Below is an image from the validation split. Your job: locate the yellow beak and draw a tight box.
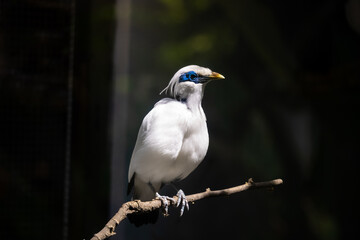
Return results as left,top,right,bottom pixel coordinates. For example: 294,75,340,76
209,72,225,80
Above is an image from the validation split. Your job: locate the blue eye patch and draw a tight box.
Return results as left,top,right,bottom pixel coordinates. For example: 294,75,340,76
179,71,199,83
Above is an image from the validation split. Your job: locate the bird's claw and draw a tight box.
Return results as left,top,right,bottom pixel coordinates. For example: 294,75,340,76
155,192,175,216
155,190,189,217
176,189,189,216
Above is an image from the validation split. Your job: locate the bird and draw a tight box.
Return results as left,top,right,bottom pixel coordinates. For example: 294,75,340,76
127,65,224,226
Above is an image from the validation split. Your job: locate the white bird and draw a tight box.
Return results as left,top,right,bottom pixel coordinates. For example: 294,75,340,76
127,65,224,226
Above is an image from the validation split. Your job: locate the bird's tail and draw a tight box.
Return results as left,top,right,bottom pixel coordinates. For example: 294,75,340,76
127,209,159,227
127,174,161,227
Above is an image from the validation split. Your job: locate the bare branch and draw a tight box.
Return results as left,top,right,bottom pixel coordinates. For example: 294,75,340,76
90,178,283,240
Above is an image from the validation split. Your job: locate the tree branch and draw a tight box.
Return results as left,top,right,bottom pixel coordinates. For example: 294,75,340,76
90,178,283,240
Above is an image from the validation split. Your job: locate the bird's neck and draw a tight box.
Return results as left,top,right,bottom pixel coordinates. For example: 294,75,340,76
177,85,205,117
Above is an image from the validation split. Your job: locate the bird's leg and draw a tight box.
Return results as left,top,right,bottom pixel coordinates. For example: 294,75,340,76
169,183,189,216
176,189,189,216
147,182,175,216
155,192,175,216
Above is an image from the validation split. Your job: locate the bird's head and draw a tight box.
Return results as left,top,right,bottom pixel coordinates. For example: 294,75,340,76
160,65,225,100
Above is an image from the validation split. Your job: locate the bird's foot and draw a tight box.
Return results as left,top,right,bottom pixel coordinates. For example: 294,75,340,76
155,192,175,216
176,189,189,216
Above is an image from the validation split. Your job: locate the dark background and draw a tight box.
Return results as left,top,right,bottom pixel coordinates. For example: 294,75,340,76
1,0,360,239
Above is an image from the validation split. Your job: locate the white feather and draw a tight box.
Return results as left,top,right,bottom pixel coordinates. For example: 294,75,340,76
128,97,208,181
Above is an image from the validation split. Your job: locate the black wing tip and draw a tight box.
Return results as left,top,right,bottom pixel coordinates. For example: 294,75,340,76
127,173,159,227
127,173,135,195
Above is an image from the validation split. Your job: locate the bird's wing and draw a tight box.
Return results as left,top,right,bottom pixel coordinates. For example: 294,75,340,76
128,98,189,184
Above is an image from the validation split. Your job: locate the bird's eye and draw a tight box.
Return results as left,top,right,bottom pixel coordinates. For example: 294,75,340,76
189,73,197,81
179,71,198,83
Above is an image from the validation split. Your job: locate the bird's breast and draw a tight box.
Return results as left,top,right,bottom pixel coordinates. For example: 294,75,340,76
182,121,209,161
173,116,209,180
